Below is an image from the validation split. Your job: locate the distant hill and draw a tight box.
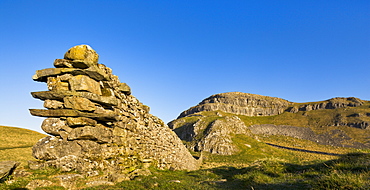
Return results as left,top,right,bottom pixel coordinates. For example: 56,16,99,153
0,125,46,165
169,92,370,155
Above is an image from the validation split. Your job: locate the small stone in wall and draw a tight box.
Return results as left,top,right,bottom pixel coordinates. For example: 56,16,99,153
41,118,72,136
44,99,64,109
69,75,102,95
64,96,97,111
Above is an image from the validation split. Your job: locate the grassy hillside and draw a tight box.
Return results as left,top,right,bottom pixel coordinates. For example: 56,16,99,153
0,122,369,189
172,100,370,149
0,126,46,166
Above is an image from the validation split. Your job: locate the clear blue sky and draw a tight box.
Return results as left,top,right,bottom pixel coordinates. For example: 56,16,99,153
0,0,369,133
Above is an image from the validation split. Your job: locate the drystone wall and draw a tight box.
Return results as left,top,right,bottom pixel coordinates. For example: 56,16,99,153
30,45,200,176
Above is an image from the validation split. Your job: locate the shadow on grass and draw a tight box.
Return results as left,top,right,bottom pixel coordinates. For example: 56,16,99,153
206,153,370,190
0,145,32,150
265,143,342,156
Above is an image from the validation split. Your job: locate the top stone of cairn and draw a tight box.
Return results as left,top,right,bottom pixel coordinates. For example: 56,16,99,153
63,45,99,68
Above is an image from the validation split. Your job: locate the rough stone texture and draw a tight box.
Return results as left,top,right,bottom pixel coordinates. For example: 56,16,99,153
178,93,366,119
66,117,97,127
47,76,69,91
32,90,119,106
287,97,364,113
69,75,102,95
86,180,115,187
171,116,248,155
68,125,113,143
44,99,64,109
118,83,131,95
41,118,72,136
55,174,83,190
30,109,117,121
64,45,99,68
0,161,20,181
170,92,370,155
30,45,200,177
33,67,109,82
64,96,96,111
26,179,53,190
249,124,369,149
177,92,292,118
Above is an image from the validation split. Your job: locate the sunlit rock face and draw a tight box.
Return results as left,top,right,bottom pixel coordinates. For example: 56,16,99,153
30,45,201,176
177,92,292,118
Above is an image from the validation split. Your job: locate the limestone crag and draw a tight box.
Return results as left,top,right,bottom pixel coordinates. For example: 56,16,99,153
170,116,248,155
287,97,364,113
170,92,369,155
249,124,369,148
178,92,292,118
30,45,200,176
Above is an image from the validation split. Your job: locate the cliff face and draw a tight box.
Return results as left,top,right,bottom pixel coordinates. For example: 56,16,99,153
30,45,200,176
178,92,292,118
170,116,248,155
287,97,364,113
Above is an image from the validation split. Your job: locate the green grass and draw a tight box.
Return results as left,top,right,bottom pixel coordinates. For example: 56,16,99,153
0,126,46,166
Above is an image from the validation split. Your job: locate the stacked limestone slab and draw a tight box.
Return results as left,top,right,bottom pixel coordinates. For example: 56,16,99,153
30,45,200,175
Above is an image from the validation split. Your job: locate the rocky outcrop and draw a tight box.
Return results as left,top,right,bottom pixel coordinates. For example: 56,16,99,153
286,97,364,113
178,93,366,118
170,116,248,155
249,124,369,148
30,45,200,176
177,92,292,118
170,92,369,155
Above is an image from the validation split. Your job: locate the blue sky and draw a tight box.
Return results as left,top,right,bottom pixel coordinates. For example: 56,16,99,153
0,0,369,133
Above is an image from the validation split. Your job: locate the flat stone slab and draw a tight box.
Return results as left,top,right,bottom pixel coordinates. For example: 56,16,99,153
32,67,109,82
29,109,117,121
31,91,118,106
0,161,20,181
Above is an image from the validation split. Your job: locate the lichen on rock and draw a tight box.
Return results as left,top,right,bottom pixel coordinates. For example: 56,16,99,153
64,45,99,68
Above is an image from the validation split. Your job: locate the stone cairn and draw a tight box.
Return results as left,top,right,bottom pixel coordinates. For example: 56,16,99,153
30,45,200,177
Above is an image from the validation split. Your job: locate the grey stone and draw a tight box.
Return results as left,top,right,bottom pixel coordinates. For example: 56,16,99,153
43,99,64,109
177,92,292,118
172,116,247,155
28,160,45,170
30,109,117,121
41,118,71,136
0,161,20,181
64,96,96,111
31,91,119,106
86,180,115,187
66,117,97,127
55,174,83,190
32,136,82,160
25,179,53,190
69,75,102,95
68,125,113,143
